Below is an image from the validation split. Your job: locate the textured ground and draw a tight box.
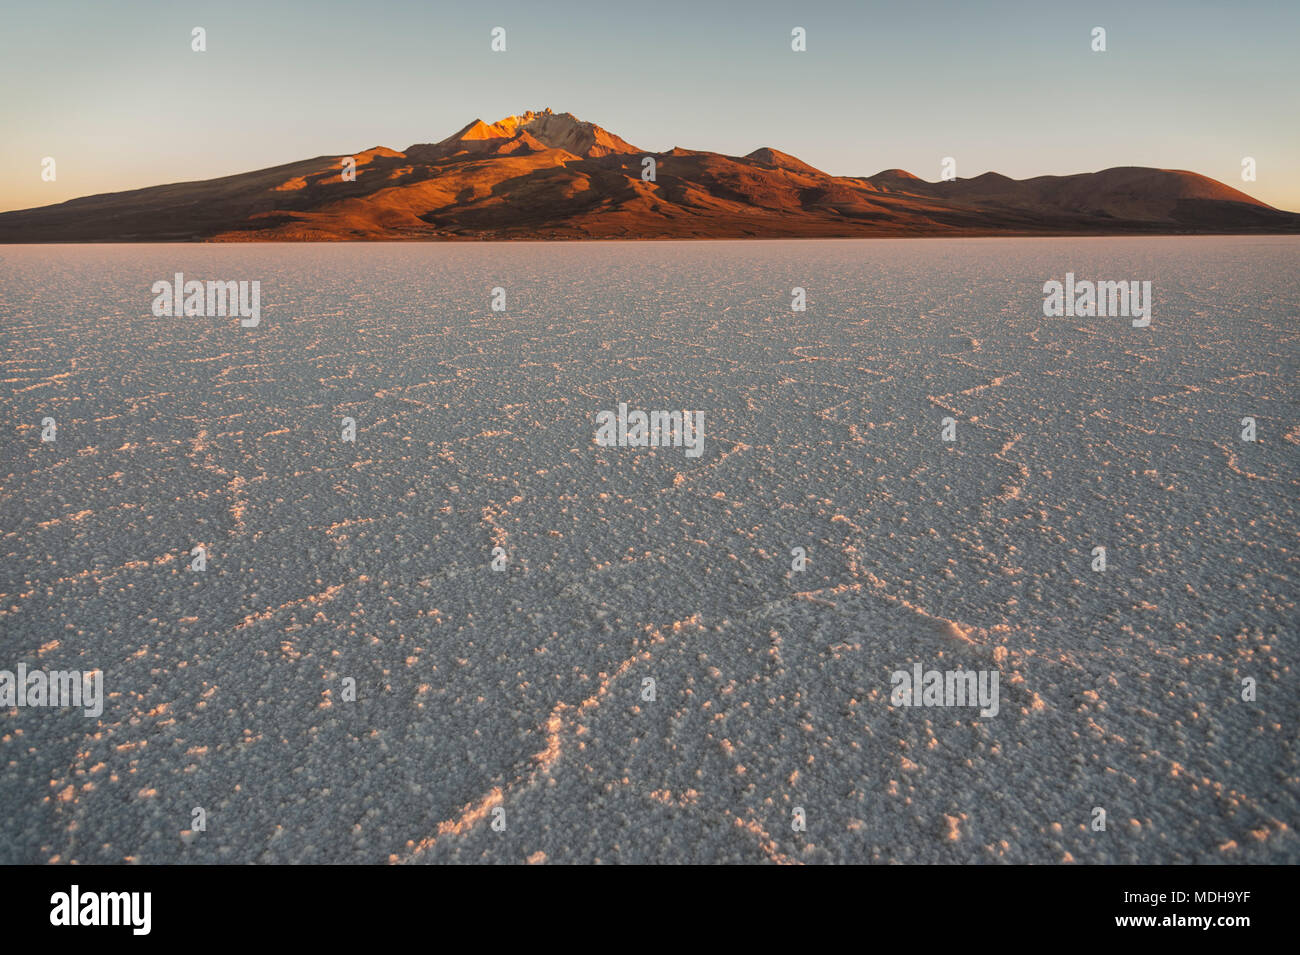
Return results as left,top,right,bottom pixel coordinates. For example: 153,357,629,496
0,237,1295,863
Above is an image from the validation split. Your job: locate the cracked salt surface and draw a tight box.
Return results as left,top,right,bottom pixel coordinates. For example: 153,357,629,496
0,237,1295,863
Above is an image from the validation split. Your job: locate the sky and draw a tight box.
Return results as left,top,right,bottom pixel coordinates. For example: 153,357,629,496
1,0,1297,213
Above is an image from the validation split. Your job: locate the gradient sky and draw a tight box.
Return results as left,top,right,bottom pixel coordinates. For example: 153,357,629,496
2,0,1297,213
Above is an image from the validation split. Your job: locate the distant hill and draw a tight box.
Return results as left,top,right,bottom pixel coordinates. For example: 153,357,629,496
2,108,1296,241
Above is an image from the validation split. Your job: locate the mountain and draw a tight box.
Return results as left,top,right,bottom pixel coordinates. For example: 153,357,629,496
1,108,1295,241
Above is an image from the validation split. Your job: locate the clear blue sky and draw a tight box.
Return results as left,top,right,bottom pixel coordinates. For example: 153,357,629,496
2,0,1297,212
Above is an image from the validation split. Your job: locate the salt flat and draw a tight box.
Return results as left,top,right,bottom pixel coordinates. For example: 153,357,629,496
0,237,1295,864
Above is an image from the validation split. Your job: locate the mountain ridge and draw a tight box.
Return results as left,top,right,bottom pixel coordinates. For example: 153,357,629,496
2,109,1296,241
